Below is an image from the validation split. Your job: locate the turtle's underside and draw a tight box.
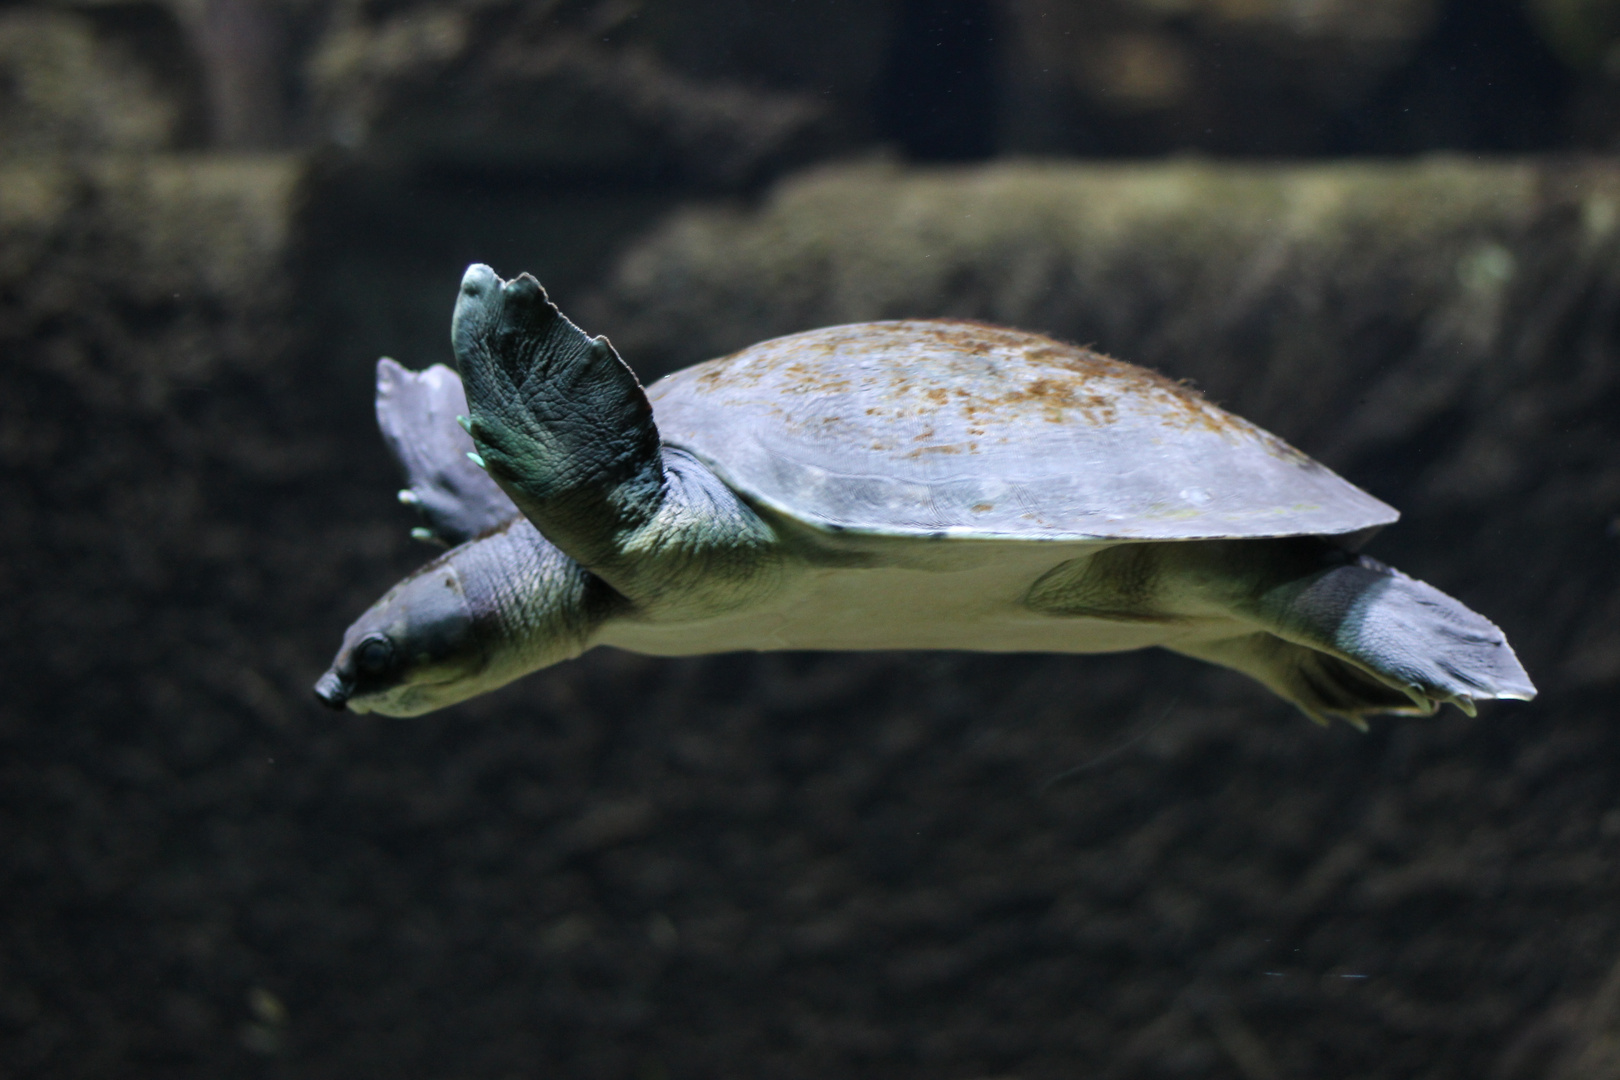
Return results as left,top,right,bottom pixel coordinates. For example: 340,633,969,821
314,266,1533,726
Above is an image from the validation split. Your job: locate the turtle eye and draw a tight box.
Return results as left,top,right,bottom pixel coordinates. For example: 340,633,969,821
355,636,395,676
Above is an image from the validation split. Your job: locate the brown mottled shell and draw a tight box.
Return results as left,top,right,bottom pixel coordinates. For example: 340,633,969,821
646,320,1397,541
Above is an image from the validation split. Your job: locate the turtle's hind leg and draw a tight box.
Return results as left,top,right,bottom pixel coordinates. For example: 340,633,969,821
1170,632,1434,729
1166,540,1535,726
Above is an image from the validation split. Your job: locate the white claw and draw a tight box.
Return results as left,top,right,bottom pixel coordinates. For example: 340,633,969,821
467,451,486,469
397,489,420,506
456,415,473,434
410,527,435,542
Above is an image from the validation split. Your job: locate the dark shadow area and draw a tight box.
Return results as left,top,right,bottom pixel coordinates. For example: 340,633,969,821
1340,0,1576,153
876,0,999,161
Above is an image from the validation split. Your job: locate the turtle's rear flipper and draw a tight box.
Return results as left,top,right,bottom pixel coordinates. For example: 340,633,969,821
376,358,520,547
1178,553,1535,727
1172,632,1437,729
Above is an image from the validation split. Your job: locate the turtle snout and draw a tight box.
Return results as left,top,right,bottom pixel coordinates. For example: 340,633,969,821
313,670,350,711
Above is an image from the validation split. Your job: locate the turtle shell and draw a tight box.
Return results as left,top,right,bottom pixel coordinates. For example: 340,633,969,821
646,320,1397,541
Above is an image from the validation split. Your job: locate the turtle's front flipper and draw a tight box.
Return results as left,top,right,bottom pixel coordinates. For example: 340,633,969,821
450,265,663,559
1167,541,1535,727
375,358,520,547
450,264,780,616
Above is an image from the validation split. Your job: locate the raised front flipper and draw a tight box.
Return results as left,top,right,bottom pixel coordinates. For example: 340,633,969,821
450,265,780,616
376,358,520,546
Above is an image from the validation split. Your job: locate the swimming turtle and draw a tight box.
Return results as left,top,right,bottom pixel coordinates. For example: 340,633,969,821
314,265,1535,725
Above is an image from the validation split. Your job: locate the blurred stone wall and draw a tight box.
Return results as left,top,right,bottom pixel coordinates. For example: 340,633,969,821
3,2,1620,1079
5,0,1617,163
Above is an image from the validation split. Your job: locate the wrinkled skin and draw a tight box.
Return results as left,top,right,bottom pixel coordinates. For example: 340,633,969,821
316,518,614,716
315,551,485,716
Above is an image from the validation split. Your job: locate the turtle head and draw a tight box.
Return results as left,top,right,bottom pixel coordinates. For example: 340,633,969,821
314,557,488,717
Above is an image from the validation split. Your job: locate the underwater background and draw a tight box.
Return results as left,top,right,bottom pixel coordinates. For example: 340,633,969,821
3,1,1620,1076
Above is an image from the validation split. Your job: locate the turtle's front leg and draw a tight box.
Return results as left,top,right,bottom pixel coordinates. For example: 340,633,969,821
450,264,781,618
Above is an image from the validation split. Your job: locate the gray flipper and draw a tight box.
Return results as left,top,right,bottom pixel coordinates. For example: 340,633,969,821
1175,551,1536,728
375,358,520,546
1171,632,1436,729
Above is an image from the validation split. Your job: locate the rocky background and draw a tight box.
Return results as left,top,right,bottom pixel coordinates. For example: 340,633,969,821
3,1,1620,1078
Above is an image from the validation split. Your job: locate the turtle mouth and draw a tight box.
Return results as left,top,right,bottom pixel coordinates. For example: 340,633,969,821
313,670,351,711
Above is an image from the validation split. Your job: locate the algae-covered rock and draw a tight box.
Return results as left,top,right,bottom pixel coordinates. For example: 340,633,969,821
0,153,307,409
0,7,202,154
1528,0,1620,71
997,0,1445,152
306,0,836,185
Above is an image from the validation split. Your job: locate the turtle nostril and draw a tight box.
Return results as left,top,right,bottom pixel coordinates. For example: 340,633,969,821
313,671,350,711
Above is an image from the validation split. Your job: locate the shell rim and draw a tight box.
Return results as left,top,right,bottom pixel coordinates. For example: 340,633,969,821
663,439,1401,543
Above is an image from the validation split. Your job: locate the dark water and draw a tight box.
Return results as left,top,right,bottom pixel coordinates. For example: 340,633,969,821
3,2,1619,1077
